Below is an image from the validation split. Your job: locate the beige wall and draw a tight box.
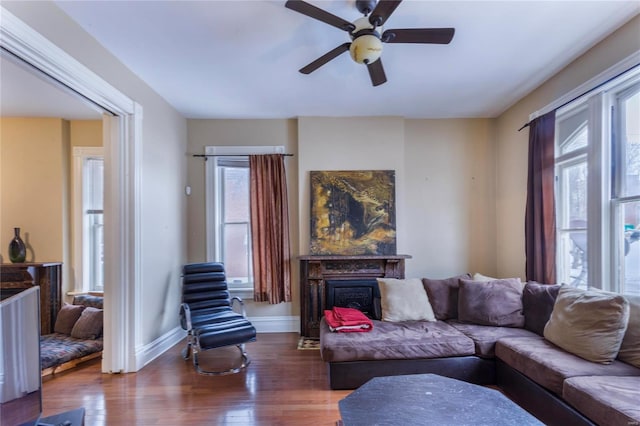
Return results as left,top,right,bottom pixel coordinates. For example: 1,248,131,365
404,119,496,278
186,116,498,320
70,120,102,148
0,117,68,266
494,15,640,280
186,119,299,317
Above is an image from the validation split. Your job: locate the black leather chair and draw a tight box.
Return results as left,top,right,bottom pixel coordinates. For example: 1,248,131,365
180,262,257,375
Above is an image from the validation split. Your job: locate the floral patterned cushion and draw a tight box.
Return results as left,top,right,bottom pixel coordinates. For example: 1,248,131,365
40,333,103,369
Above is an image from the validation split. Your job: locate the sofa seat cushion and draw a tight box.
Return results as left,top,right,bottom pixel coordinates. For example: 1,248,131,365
563,376,640,426
40,333,104,369
496,337,640,396
447,321,540,358
320,318,475,363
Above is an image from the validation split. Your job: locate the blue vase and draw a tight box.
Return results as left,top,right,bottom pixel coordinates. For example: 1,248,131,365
8,227,26,263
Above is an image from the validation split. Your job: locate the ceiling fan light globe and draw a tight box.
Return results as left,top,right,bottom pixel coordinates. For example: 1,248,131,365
349,35,382,64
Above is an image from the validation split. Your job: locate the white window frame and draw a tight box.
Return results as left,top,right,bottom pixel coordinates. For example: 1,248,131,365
72,146,104,293
553,64,640,293
611,82,640,294
204,145,285,295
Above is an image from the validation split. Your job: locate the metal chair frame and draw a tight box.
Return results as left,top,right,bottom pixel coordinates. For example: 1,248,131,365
180,298,252,376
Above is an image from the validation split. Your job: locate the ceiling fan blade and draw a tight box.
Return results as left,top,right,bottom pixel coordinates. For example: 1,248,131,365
369,0,402,27
299,43,351,74
382,28,455,44
366,59,387,86
285,0,355,32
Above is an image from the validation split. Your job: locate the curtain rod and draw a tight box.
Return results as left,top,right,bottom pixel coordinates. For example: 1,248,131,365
191,153,294,158
517,59,640,132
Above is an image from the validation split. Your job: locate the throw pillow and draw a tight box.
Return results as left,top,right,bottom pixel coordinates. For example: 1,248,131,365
473,273,499,282
522,281,561,336
543,286,630,364
617,295,640,368
54,303,86,335
422,274,471,320
70,307,104,339
458,278,525,327
377,278,436,322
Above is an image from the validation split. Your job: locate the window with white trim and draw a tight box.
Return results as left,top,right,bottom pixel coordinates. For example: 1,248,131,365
555,68,640,295
205,145,285,293
73,147,104,293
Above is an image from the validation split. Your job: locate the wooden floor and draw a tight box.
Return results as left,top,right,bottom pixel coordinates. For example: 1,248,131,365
42,333,350,425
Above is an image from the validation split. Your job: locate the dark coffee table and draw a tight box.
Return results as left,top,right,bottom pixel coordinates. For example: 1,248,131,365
339,374,543,426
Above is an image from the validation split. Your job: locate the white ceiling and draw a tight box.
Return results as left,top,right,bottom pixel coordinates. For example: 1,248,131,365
2,1,640,120
0,53,103,119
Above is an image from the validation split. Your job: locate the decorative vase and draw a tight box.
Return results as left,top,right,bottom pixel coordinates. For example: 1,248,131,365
8,227,27,263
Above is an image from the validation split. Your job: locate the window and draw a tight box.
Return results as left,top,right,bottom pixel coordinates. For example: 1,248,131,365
205,145,285,293
554,67,640,295
73,147,104,293
613,84,640,295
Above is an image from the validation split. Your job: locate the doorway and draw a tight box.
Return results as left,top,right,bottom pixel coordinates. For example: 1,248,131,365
1,6,141,373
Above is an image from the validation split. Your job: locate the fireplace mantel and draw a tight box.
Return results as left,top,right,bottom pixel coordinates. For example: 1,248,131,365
299,254,411,337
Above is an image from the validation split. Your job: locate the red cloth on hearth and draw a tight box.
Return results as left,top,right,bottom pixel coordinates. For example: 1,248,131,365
324,306,373,332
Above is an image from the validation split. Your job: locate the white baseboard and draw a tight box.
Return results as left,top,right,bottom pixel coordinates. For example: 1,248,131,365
135,326,186,371
248,315,299,333
133,316,299,370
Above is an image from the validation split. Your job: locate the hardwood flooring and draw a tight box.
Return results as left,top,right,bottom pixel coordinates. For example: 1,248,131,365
42,333,350,425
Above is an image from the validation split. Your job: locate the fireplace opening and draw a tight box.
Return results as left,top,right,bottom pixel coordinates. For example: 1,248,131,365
325,279,381,320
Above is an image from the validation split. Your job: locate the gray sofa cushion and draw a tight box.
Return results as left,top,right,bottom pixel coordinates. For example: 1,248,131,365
563,376,640,426
320,318,475,363
522,281,560,336
447,320,540,358
422,274,471,320
458,278,525,327
496,337,640,396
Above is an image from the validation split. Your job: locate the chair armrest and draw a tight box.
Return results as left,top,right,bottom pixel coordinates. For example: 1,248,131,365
180,303,193,331
231,297,247,318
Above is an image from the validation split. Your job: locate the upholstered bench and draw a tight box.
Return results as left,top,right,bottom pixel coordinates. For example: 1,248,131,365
41,294,104,376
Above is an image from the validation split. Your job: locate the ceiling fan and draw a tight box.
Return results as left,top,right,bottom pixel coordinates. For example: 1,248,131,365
285,0,455,86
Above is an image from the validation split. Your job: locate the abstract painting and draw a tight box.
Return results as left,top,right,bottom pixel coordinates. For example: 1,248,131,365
310,170,396,255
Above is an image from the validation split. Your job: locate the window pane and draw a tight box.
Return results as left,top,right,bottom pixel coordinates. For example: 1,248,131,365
557,160,588,288
558,230,588,288
562,162,588,228
85,158,103,210
558,107,588,155
223,223,250,284
620,89,640,197
83,157,104,292
621,201,640,295
89,213,104,290
223,167,249,222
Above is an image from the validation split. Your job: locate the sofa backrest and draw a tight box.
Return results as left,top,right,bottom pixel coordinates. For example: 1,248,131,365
522,282,561,336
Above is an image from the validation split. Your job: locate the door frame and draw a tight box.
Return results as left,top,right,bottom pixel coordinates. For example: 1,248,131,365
1,7,142,373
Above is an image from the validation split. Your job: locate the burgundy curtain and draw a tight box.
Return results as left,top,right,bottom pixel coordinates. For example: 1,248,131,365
249,154,292,304
525,111,557,284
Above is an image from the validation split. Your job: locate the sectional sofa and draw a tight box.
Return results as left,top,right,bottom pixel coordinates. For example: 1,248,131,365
320,276,640,426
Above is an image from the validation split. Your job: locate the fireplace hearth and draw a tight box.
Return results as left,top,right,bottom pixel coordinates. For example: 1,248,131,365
299,254,411,337
325,279,380,319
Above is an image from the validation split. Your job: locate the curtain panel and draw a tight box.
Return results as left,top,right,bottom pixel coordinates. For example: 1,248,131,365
525,111,557,284
249,154,292,304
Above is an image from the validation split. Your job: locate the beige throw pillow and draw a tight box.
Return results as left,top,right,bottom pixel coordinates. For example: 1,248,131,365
544,286,630,364
377,278,436,322
617,295,640,368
